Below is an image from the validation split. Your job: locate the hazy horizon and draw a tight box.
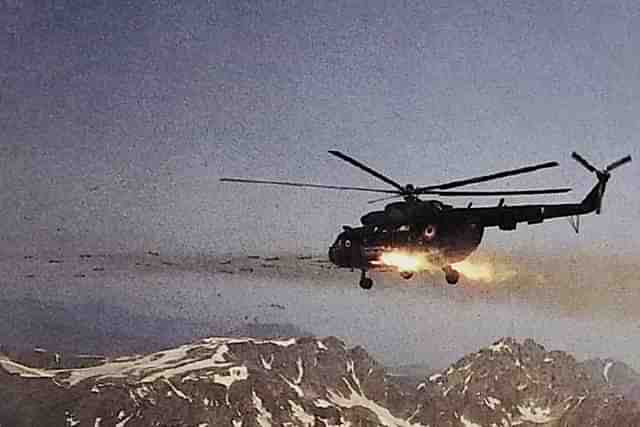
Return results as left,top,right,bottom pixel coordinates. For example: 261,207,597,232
1,250,639,373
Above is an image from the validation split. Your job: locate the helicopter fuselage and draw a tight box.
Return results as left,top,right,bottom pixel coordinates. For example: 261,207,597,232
222,149,631,288
328,216,484,272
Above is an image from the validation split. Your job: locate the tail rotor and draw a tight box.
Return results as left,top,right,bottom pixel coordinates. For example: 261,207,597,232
605,155,632,172
571,152,632,214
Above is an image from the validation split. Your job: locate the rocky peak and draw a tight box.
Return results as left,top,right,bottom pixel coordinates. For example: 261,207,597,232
3,336,640,426
1,336,425,427
580,357,640,387
413,337,640,426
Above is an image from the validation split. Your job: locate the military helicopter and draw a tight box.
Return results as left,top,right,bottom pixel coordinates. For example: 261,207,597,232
221,151,631,289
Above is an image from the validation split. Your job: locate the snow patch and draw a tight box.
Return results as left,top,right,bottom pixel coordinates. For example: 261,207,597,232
50,338,284,387
488,342,512,353
212,344,230,363
52,343,223,386
462,374,473,394
213,366,249,389
252,391,273,427
295,357,304,384
429,373,442,382
163,378,192,402
289,400,314,426
115,414,134,427
260,354,274,370
319,417,353,427
484,396,501,410
317,341,328,351
70,350,209,388
135,385,152,400
203,337,296,347
517,404,554,423
346,359,362,393
443,385,454,396
142,357,232,383
314,399,332,408
328,380,426,427
281,374,304,398
460,415,482,427
0,359,55,379
94,418,102,427
65,411,80,427
603,361,614,383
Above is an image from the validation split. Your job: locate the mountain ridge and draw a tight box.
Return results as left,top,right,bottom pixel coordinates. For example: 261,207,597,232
2,336,640,426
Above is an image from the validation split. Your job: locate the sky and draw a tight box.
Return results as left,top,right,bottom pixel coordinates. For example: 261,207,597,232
1,0,639,370
1,0,638,257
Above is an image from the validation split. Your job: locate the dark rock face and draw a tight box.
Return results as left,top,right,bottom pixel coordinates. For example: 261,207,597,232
413,337,640,426
580,357,640,388
2,336,640,426
1,336,420,427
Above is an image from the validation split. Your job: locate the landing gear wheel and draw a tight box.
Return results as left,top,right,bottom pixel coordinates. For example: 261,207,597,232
399,271,414,280
359,277,373,290
443,266,460,285
359,270,373,290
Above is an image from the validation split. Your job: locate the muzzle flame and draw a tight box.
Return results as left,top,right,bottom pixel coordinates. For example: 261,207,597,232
452,257,517,284
375,251,423,272
452,260,495,282
372,250,440,273
373,249,515,283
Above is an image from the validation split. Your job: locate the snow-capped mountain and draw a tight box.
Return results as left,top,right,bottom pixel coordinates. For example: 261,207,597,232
0,336,419,427
2,336,640,426
413,337,640,426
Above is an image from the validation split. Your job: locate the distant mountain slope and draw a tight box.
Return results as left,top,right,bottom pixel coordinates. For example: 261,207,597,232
414,337,640,426
2,336,640,426
0,297,222,356
0,294,310,364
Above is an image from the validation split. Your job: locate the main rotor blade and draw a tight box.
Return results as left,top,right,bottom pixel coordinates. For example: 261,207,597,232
328,150,406,192
367,194,403,204
571,152,598,173
605,155,632,172
416,161,559,191
220,178,400,194
419,188,571,196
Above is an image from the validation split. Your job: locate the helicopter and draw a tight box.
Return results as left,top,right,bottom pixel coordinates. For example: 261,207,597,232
221,151,631,289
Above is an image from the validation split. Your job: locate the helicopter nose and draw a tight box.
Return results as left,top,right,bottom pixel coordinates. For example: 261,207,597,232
328,245,337,264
